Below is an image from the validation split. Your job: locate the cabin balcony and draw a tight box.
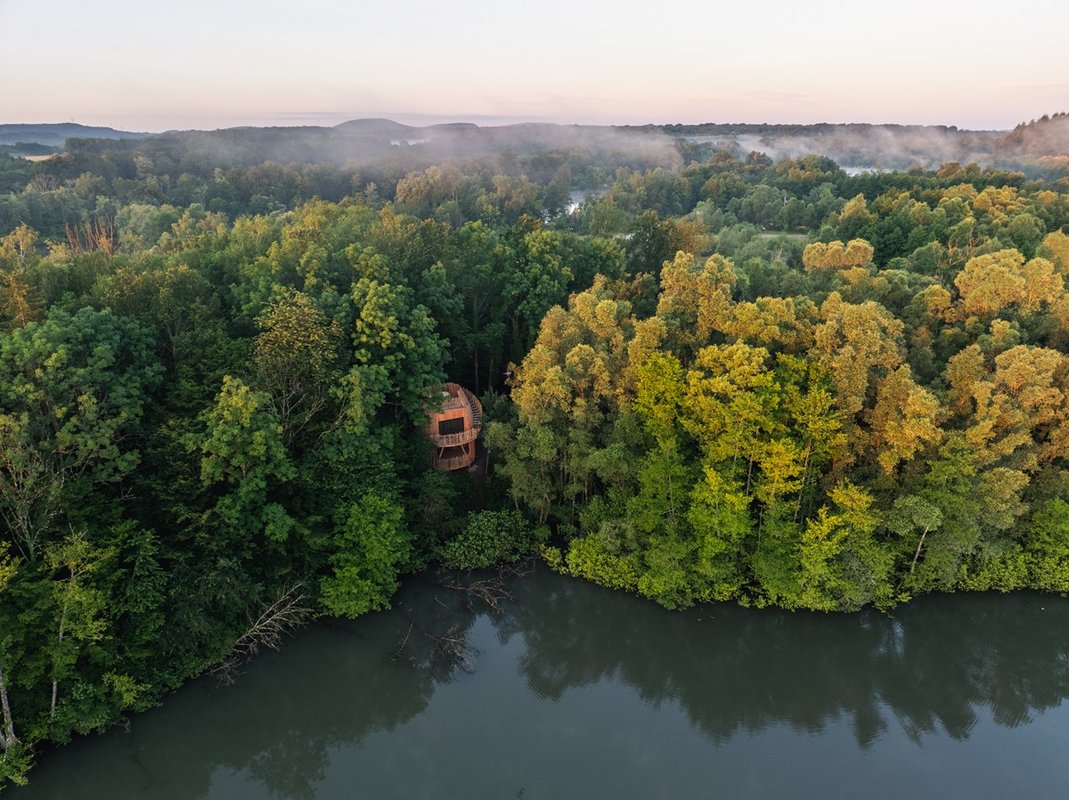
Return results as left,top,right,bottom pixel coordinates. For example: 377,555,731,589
431,428,479,448
424,382,483,471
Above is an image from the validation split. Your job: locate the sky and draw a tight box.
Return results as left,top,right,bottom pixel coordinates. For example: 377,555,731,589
2,0,1066,131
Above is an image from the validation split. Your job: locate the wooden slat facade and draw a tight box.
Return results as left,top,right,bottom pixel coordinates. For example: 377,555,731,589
424,383,483,470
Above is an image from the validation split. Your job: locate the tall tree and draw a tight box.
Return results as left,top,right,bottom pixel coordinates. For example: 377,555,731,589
0,308,159,560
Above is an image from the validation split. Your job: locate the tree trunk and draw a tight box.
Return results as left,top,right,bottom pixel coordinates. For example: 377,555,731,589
794,440,813,523
909,527,931,575
50,596,70,718
0,665,15,750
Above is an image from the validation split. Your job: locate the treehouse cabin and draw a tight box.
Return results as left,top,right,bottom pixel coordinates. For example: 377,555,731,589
425,383,483,471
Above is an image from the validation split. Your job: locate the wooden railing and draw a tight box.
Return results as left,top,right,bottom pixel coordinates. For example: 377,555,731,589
437,452,475,471
437,388,483,417
465,387,483,429
426,384,484,472
439,395,467,412
432,428,479,447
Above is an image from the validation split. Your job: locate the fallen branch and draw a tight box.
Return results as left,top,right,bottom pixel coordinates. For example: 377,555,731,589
439,573,512,613
208,584,309,685
499,556,536,579
391,620,416,666
424,622,478,673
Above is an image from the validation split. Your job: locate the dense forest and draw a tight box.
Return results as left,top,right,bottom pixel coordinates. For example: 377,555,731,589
1,118,1068,786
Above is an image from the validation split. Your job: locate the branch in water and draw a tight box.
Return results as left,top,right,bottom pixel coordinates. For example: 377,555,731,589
208,585,310,685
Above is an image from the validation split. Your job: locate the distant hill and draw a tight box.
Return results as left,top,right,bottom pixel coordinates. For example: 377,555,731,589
58,119,682,170
324,118,1003,169
333,118,418,135
9,115,1063,173
997,113,1069,157
0,123,148,149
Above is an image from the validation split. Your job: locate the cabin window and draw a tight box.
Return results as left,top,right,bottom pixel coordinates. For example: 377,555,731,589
438,417,466,436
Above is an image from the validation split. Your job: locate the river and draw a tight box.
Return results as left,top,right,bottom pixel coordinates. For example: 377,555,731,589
10,566,1069,799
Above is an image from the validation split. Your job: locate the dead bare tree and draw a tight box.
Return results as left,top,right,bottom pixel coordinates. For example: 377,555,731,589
391,605,478,675
208,585,309,685
439,573,512,613
500,557,536,580
437,558,533,613
26,174,60,193
65,216,116,256
393,563,535,675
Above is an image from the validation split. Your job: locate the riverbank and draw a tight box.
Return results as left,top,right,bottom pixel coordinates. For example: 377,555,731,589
10,566,1069,799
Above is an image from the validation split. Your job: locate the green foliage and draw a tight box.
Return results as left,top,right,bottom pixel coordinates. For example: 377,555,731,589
320,492,408,618
688,468,753,601
796,482,891,611
440,510,536,570
0,306,160,560
195,376,296,545
562,535,640,592
350,276,446,425
3,129,1069,788
495,153,1069,614
1018,499,1069,592
0,741,32,787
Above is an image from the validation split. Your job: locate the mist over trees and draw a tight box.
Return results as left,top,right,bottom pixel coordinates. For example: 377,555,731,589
998,113,1069,157
0,113,1068,786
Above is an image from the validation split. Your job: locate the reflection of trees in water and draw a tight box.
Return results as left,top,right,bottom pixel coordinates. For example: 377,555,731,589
11,575,484,800
14,571,1069,799
181,575,1069,795
876,598,1069,741
230,576,483,798
152,569,527,798
499,572,1069,749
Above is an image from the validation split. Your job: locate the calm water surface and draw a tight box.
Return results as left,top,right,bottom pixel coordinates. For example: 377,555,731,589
12,566,1069,799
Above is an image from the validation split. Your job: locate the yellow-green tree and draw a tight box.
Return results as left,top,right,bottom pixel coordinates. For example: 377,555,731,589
655,252,736,357
870,366,944,475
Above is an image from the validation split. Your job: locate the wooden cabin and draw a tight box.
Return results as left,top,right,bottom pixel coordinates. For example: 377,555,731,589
425,383,483,470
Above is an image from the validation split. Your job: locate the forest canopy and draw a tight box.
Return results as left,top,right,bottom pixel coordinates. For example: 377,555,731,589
1,118,1068,786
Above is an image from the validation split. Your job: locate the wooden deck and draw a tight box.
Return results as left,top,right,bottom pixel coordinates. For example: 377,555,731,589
425,383,483,470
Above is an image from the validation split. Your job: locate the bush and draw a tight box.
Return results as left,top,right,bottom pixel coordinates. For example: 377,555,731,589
563,535,640,592
440,510,535,570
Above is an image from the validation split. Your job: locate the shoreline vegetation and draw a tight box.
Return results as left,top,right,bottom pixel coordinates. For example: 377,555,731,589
1,114,1068,786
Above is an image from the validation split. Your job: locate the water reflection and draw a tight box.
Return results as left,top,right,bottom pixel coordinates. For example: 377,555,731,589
12,567,1069,799
502,574,1068,746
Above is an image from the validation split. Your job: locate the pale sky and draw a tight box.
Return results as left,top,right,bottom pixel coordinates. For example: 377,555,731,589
2,0,1066,131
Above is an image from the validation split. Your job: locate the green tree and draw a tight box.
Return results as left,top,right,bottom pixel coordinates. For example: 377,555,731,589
687,467,753,601
885,494,943,577
253,291,342,442
320,492,408,617
0,307,159,560
44,531,109,720
350,276,446,425
0,541,21,767
796,481,890,611
441,510,536,570
195,376,296,548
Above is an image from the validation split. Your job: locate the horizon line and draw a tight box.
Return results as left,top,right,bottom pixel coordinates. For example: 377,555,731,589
0,112,1025,135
